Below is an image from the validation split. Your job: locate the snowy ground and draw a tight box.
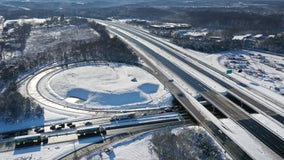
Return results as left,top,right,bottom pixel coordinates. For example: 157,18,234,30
46,63,173,110
82,133,156,160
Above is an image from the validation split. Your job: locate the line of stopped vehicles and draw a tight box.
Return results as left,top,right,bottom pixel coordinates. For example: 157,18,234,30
5,112,137,148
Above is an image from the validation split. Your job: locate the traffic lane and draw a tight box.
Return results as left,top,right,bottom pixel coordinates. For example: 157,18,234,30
205,121,252,160
202,91,247,120
35,118,110,134
203,91,284,158
229,88,284,124
238,119,284,158
203,92,284,158
107,120,192,136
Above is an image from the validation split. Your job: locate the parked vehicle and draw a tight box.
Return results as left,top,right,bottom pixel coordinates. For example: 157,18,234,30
85,121,92,126
34,127,44,133
50,125,56,130
69,124,76,128
66,122,73,127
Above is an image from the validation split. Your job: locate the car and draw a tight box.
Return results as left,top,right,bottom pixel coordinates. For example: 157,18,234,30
59,123,65,128
34,127,44,133
50,125,56,130
56,126,63,130
177,93,184,97
66,122,72,127
158,110,166,114
103,147,113,154
69,124,76,128
164,107,173,112
85,122,92,126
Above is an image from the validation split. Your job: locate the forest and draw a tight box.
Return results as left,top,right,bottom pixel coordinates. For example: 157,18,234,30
151,127,226,160
1,0,283,54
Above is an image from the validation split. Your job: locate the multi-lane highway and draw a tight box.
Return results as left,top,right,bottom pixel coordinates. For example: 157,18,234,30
105,21,284,125
98,20,284,159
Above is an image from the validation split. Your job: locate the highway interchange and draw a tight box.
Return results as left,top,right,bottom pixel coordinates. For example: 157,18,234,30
1,19,284,160
97,19,284,159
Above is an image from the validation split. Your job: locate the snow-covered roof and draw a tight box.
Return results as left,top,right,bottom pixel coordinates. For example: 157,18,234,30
254,34,263,38
268,35,275,38
151,23,190,29
184,31,208,37
232,34,252,40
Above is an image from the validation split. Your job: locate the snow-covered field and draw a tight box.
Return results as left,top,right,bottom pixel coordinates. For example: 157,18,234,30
82,133,156,160
46,63,173,110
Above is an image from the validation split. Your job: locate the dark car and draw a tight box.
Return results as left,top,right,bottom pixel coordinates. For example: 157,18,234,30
177,93,184,97
34,127,44,133
69,124,76,128
50,125,56,130
56,126,63,130
164,107,173,112
59,123,65,128
66,122,73,127
85,122,92,126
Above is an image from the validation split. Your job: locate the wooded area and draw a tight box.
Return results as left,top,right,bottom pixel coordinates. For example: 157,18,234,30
151,127,225,160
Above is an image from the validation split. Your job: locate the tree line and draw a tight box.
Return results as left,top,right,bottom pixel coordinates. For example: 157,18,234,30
0,82,43,124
